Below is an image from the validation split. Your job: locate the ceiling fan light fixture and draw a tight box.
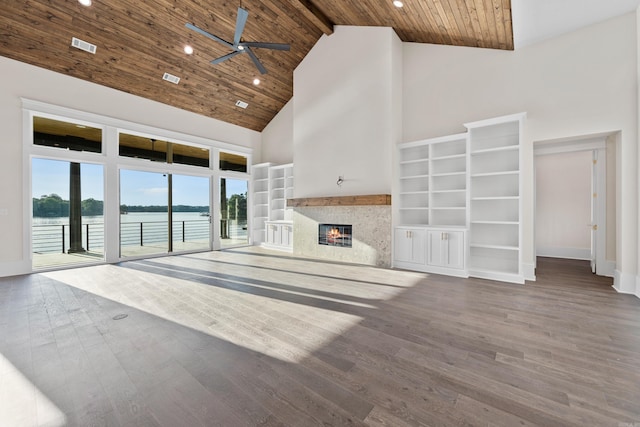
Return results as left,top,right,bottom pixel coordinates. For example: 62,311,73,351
184,45,194,54
393,0,404,7
186,7,289,75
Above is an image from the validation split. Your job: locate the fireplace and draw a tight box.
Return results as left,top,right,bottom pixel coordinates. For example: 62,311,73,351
318,224,352,247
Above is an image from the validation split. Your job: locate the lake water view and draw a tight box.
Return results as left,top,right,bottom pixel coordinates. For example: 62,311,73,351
32,211,247,256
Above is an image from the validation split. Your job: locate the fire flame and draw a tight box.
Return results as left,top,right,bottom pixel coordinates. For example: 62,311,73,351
327,228,342,239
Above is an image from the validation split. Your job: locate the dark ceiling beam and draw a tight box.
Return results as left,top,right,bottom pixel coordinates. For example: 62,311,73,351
288,0,334,35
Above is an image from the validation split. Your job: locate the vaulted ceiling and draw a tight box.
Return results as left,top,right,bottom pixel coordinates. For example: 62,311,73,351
0,0,514,132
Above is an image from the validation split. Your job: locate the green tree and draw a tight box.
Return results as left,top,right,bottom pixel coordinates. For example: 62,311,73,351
81,198,103,216
227,192,247,220
33,193,68,217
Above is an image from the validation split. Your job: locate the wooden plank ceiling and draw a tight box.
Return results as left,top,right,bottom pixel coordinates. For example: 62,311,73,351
0,0,512,132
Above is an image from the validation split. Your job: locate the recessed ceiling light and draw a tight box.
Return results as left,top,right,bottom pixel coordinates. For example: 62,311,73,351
393,0,403,7
184,45,193,55
253,78,260,86
78,0,92,6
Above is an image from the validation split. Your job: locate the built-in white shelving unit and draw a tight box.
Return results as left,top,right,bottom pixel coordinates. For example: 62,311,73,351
394,133,468,277
429,134,468,227
466,113,525,283
250,163,271,245
398,142,430,225
253,162,294,251
269,165,286,221
394,113,525,284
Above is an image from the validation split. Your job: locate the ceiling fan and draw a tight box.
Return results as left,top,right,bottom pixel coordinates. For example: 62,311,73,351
186,7,290,74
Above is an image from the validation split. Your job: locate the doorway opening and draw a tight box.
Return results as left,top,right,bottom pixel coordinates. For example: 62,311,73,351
534,133,616,278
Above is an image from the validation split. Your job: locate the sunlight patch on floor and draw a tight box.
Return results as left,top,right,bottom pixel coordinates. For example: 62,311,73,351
0,353,66,427
41,265,374,364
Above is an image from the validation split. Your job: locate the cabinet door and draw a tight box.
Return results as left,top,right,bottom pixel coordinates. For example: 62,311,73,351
394,228,426,264
444,231,464,269
281,224,292,247
267,224,281,245
427,231,446,266
427,230,464,269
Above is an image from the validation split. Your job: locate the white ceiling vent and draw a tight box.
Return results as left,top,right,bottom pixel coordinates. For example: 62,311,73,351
235,100,248,109
71,37,97,54
162,72,181,84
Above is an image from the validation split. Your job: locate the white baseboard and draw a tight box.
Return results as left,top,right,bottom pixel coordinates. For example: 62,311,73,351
598,260,616,278
536,246,590,260
613,269,637,294
0,259,31,278
522,262,536,281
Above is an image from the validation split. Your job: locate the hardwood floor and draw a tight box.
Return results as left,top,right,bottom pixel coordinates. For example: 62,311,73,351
1,249,639,426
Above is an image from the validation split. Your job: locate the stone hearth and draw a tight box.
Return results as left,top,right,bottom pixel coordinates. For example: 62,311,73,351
292,204,391,267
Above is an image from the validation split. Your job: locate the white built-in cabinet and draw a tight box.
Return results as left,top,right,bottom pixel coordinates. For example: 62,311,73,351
394,227,427,266
251,163,271,245
427,229,465,270
252,162,294,251
466,114,524,283
394,113,525,283
395,133,469,277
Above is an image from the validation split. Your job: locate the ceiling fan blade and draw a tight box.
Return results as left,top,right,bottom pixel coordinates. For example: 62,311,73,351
211,50,243,65
242,42,290,51
234,7,249,47
245,47,267,74
185,23,233,49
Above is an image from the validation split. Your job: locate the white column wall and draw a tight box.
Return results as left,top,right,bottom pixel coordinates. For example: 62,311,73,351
636,5,640,297
292,26,401,198
261,99,294,165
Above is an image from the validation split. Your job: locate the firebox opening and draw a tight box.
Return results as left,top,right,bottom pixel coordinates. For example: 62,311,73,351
318,224,352,248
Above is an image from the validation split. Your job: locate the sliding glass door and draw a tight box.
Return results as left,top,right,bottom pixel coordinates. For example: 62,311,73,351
119,170,169,257
172,174,210,252
219,177,248,248
32,158,105,269
119,169,211,257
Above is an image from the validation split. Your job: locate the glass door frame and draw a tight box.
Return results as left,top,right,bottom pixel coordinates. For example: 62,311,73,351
215,172,251,250
117,164,216,260
23,100,253,273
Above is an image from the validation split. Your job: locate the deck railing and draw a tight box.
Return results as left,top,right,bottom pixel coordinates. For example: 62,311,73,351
32,220,214,254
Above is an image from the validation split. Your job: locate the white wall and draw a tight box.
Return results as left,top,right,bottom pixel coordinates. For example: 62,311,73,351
261,99,293,164
536,151,592,259
403,12,638,282
292,26,402,198
0,56,260,276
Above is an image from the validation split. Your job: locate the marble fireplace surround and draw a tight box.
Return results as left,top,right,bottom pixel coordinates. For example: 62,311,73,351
289,195,392,268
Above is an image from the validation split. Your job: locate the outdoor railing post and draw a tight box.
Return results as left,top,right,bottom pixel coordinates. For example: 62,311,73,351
86,223,90,251
140,222,143,246
61,224,65,253
182,221,185,242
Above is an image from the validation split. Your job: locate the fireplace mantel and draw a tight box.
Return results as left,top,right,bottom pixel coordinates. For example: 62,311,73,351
287,194,391,207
